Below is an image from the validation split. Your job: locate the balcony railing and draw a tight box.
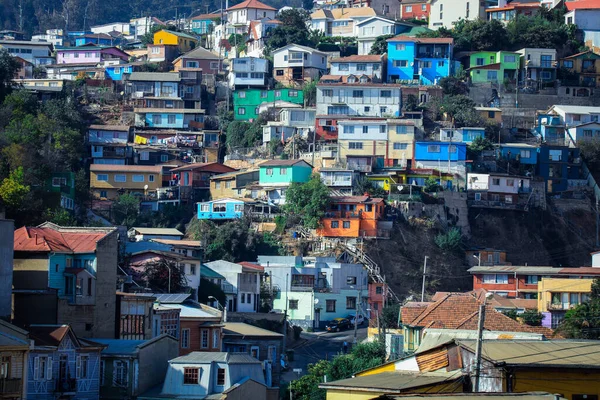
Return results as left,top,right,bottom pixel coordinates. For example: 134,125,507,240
322,178,352,186
0,378,22,395
347,164,372,173
221,282,236,294
324,210,362,219
547,302,571,311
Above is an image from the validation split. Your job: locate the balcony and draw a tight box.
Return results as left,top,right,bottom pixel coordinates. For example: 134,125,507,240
0,378,22,395
324,210,362,219
221,282,236,294
547,302,571,311
347,164,372,173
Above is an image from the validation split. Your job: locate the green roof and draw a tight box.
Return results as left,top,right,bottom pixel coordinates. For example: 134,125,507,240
404,26,432,36
161,30,198,41
201,264,225,279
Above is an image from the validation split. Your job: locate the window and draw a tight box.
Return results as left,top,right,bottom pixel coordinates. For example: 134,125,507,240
289,90,298,97
339,63,349,71
364,106,370,112
132,175,144,182
201,329,209,348
487,71,498,80
346,296,357,309
549,149,562,161
77,355,89,378
326,299,336,312
356,63,367,71
476,58,485,66
52,177,67,187
289,299,299,310
405,5,412,12
113,360,128,387
449,145,457,153
184,367,199,384
563,60,574,68
343,221,351,229
345,125,355,134
200,204,209,212
234,204,244,212
540,54,552,68
394,143,408,150
570,293,580,305
97,174,108,181
237,108,246,115
492,178,500,185
238,91,246,98
276,69,284,76
140,151,150,161
34,356,52,380
114,174,126,183
217,368,226,386
152,114,162,125
241,293,246,303
280,168,287,175
393,60,407,68
275,90,281,97
506,179,515,187
428,145,440,153
504,55,516,63
349,142,363,149
420,61,431,68
149,175,155,182
363,126,369,134
266,168,273,176
395,43,405,50
347,276,357,285
482,274,509,284
352,90,363,98
100,190,107,198
331,221,339,228
376,286,383,294
322,89,333,97
251,346,260,358
167,115,176,124
526,275,539,285
438,61,445,67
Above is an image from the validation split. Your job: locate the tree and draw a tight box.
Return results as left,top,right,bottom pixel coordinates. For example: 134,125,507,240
112,193,140,227
380,303,401,329
439,76,469,96
434,228,463,252
0,49,19,102
521,309,543,326
225,121,252,148
303,80,317,107
284,174,330,229
369,34,393,55
0,167,30,208
559,278,600,339
141,258,188,293
353,176,387,198
578,139,600,175
467,136,494,160
198,278,226,306
404,94,419,111
424,177,441,193
265,9,313,56
451,19,509,52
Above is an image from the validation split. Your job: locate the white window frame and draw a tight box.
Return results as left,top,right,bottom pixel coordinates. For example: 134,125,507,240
181,328,190,348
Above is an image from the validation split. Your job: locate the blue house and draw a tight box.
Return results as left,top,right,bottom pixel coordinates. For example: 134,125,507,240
190,14,219,34
75,34,114,47
499,143,538,165
105,64,141,81
414,141,467,162
567,121,600,145
387,36,454,85
537,145,582,193
197,198,246,220
27,324,104,400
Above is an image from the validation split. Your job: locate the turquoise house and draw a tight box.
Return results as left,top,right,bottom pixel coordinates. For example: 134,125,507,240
47,172,76,211
197,198,246,220
233,88,304,121
469,51,520,84
191,14,219,34
105,64,140,81
259,159,313,205
386,36,454,85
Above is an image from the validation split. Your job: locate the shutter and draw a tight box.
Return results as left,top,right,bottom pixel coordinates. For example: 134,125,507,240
46,357,52,380
76,356,81,379
33,357,39,380
112,361,118,386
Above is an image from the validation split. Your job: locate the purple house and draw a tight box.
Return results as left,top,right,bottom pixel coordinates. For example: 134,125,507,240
56,45,130,64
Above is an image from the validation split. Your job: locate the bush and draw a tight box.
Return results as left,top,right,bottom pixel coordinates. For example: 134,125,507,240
521,309,544,326
434,228,462,251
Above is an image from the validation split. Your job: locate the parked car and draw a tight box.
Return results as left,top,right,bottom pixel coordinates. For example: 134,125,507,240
346,314,365,326
325,318,350,332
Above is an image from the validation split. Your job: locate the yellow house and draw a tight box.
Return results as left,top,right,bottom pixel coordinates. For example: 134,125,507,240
537,277,592,328
153,29,199,53
90,164,163,200
475,106,502,124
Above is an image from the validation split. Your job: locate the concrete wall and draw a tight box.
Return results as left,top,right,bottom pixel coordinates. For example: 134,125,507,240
0,220,14,320
94,231,118,338
137,336,179,396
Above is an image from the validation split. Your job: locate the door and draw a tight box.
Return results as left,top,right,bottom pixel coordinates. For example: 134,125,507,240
314,309,320,329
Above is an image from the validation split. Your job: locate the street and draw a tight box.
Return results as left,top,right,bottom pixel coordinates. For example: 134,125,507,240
282,326,369,382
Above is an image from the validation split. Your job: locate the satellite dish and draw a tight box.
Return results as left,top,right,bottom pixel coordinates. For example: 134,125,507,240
398,185,404,192
314,299,319,305
144,184,149,190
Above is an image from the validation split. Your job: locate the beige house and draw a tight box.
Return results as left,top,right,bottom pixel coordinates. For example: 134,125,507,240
209,169,260,200
310,7,377,37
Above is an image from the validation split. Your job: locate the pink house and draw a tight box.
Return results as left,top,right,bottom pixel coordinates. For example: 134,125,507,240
56,46,130,64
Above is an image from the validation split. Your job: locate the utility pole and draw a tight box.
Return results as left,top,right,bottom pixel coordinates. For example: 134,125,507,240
420,256,429,302
283,273,289,356
353,288,360,344
473,299,487,392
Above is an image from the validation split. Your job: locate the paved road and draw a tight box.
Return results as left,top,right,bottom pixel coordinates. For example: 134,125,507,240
282,326,368,382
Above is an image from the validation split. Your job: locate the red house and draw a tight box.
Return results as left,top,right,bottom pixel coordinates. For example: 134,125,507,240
469,265,600,299
169,162,237,201
400,0,430,20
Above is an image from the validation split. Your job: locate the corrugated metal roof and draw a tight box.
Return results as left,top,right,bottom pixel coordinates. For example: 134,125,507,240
90,164,163,173
128,72,181,82
223,322,283,337
132,227,184,236
14,225,113,253
260,159,312,167
160,303,221,319
387,393,568,399
94,339,145,355
467,266,561,275
170,352,261,364
458,340,600,368
319,370,463,391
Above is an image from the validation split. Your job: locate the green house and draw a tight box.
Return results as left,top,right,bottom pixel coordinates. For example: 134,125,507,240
258,159,313,205
233,88,304,121
469,51,520,84
47,171,76,211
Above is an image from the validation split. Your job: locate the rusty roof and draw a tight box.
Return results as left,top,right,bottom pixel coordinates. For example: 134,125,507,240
329,195,384,204
260,159,313,167
14,224,113,253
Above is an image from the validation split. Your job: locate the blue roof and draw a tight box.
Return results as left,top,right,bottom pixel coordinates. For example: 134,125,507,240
201,264,225,279
94,339,145,355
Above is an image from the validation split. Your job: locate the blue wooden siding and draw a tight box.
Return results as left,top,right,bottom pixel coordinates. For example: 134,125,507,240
145,113,184,128
414,142,467,161
197,200,244,220
500,145,538,165
48,254,96,297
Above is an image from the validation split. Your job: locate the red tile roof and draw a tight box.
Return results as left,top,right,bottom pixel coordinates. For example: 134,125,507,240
404,293,554,337
169,162,237,173
387,35,454,44
14,224,113,253
238,261,264,271
566,0,600,11
227,0,277,11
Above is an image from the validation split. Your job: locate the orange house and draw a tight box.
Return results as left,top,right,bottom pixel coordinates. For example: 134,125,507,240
318,195,385,238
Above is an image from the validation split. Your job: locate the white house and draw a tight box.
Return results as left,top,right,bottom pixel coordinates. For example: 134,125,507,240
204,260,263,313
428,0,487,29
467,172,531,206
329,55,384,81
548,105,600,126
246,19,281,58
272,44,328,85
310,7,377,37
31,29,65,47
229,57,269,88
91,22,131,36
517,47,557,81
355,16,402,55
316,83,403,117
0,39,53,65
130,16,165,40
226,0,277,34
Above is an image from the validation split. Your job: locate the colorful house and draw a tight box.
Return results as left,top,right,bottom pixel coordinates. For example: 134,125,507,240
210,169,260,200
538,277,593,329
475,106,503,124
74,33,114,46
272,44,328,86
318,195,386,238
153,29,199,53
56,46,129,64
26,325,104,400
90,164,164,200
190,14,220,35
386,36,454,85
499,143,538,165
258,159,313,205
197,198,248,220
233,88,304,121
47,172,76,211
468,50,520,84
413,141,467,186
559,50,600,87
0,319,29,400
105,63,142,81
172,46,221,75
169,162,237,202
400,0,430,20
12,223,118,339
537,145,582,193
439,127,485,143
